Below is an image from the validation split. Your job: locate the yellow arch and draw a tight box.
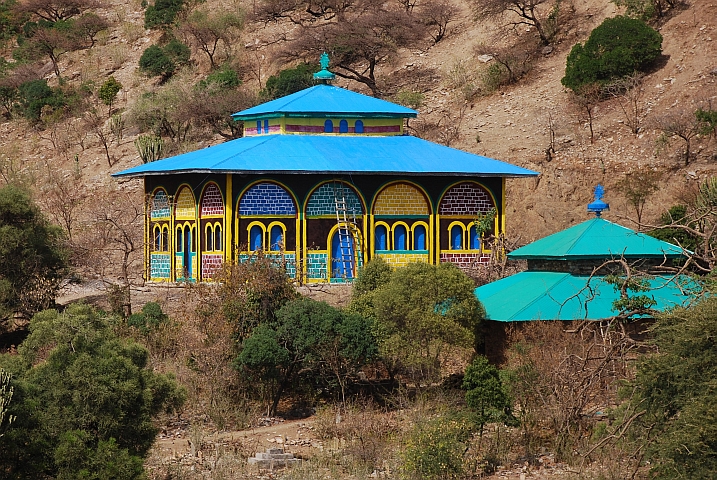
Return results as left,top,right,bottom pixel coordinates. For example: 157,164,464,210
372,181,432,215
175,185,197,220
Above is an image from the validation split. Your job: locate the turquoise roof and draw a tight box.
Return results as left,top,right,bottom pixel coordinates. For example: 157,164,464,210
232,84,417,120
475,271,696,322
113,134,538,178
508,218,684,260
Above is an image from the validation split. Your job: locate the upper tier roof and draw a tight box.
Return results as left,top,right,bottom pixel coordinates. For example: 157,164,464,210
232,84,418,121
113,134,538,178
508,217,685,260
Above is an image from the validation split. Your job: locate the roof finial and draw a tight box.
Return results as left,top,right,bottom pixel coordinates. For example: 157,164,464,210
313,52,336,84
587,184,609,217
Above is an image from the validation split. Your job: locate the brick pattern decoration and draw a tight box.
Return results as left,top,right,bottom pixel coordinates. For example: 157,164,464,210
373,183,429,215
376,252,430,268
245,125,281,135
438,182,494,215
201,254,223,279
239,253,297,278
306,252,328,280
151,191,170,219
201,183,224,217
239,183,296,215
284,124,401,134
306,183,363,216
440,252,491,269
150,253,171,279
175,187,196,219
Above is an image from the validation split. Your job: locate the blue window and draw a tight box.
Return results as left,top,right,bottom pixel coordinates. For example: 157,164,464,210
355,120,364,133
264,119,269,133
375,225,387,250
450,225,463,250
339,119,348,133
324,119,333,133
394,224,407,250
469,225,480,250
250,225,263,251
256,120,261,133
270,225,283,251
414,225,426,250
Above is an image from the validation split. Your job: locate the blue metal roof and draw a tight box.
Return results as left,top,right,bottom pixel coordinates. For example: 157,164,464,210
232,84,417,120
508,218,685,260
475,271,696,322
113,134,539,178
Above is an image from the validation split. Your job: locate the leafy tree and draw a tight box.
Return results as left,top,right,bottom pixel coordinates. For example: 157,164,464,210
144,0,183,29
127,301,168,335
236,297,377,416
562,16,662,93
615,167,660,230
360,262,484,384
14,0,97,22
696,103,717,138
98,75,121,116
0,303,185,479
627,297,717,478
612,0,684,21
0,184,68,324
138,40,190,80
463,355,511,437
138,44,175,79
260,62,316,101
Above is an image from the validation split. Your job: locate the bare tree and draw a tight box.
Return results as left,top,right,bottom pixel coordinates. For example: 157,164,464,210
606,73,645,135
84,110,114,166
253,0,355,25
468,0,559,45
652,108,701,165
420,0,458,44
15,0,98,22
286,3,426,96
570,82,602,144
475,42,534,86
616,167,661,231
181,10,244,69
39,160,87,243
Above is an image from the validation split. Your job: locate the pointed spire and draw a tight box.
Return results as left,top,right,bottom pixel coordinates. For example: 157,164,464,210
313,52,336,84
587,184,610,217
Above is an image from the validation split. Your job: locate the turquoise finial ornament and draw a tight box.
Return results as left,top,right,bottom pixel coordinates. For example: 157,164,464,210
313,52,336,83
587,184,609,217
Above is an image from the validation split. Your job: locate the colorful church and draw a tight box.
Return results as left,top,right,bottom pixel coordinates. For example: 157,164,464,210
113,57,538,283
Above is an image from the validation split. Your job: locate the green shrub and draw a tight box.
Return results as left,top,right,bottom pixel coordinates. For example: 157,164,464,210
197,64,241,90
127,301,168,334
400,413,475,480
163,38,190,66
260,63,316,101
144,0,184,29
562,16,662,93
138,44,175,78
17,79,66,121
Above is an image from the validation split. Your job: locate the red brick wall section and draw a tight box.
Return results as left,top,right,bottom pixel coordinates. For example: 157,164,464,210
201,183,224,216
439,183,494,215
202,254,223,279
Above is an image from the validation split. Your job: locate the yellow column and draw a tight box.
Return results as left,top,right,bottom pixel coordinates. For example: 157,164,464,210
225,174,232,264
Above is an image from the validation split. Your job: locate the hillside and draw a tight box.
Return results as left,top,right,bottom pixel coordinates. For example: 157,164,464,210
1,0,716,246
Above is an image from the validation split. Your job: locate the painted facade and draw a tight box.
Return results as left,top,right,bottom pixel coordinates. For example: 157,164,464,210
116,60,537,283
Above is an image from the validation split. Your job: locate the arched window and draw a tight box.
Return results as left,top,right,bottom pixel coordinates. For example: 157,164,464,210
256,120,261,133
270,224,284,251
250,225,263,251
375,224,388,250
339,119,348,133
394,224,407,250
205,225,214,251
414,224,427,250
469,225,480,250
450,224,463,250
355,120,364,133
176,227,183,252
162,226,169,251
153,226,161,251
214,225,222,252
264,119,269,133
324,119,333,133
